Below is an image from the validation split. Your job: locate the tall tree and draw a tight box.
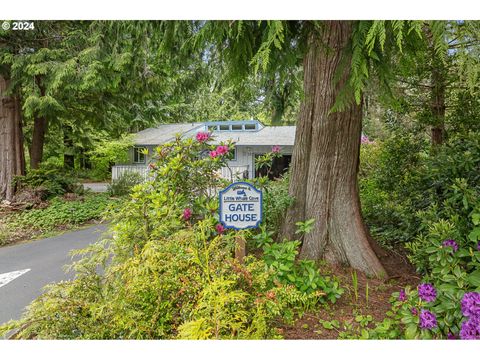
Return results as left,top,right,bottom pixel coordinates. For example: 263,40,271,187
0,75,25,200
387,21,480,146
193,20,430,276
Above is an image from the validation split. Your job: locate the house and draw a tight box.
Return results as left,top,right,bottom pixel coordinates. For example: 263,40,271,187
112,120,296,181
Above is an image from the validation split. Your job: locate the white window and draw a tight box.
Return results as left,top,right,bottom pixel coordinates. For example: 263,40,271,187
133,147,146,164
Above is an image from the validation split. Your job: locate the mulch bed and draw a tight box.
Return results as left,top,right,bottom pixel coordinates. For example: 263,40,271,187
281,247,420,339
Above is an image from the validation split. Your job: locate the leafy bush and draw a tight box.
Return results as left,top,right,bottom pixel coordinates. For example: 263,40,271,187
87,134,134,180
261,172,294,236
251,221,344,305
359,131,480,248
13,168,83,199
107,171,144,196
351,211,480,340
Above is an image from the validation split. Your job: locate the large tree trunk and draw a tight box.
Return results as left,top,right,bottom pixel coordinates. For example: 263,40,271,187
424,24,446,146
0,75,26,201
63,124,75,169
280,21,386,277
30,116,48,169
30,76,48,169
430,63,446,146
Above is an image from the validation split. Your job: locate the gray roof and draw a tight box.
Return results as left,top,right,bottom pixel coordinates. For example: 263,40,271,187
134,123,203,145
134,122,296,146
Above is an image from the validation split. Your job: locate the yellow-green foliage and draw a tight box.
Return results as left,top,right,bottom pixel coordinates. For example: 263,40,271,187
1,221,312,339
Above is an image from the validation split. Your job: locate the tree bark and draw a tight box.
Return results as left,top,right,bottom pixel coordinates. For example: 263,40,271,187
280,21,386,277
430,64,446,146
30,76,49,169
0,75,26,201
63,125,75,169
424,24,446,146
30,116,48,169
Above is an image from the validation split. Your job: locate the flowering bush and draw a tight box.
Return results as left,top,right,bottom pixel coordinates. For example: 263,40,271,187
367,212,480,339
1,134,339,340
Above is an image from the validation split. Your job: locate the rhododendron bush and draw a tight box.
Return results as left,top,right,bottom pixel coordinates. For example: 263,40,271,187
0,134,339,339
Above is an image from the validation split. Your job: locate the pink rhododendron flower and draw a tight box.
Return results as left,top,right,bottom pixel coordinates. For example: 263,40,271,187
183,208,192,221
216,223,225,234
209,150,218,158
272,145,281,153
215,145,229,155
196,131,210,143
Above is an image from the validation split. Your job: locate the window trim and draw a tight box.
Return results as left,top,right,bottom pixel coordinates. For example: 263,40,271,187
133,146,147,164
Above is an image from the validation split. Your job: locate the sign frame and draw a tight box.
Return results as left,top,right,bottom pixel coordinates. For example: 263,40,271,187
219,181,263,230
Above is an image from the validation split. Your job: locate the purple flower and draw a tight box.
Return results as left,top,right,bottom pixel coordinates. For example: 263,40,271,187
442,239,458,252
447,332,457,340
460,317,480,340
272,145,281,153
461,292,480,318
182,208,192,221
419,309,437,329
411,307,418,316
418,283,437,303
477,241,480,252
398,289,407,302
361,135,374,144
196,131,210,143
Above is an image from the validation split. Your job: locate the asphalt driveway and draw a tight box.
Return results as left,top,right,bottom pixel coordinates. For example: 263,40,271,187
0,224,108,325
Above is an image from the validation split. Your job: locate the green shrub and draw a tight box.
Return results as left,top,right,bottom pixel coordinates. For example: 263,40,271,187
14,168,83,199
87,134,134,180
350,211,480,340
262,172,294,237
252,222,344,305
107,171,144,196
360,131,480,248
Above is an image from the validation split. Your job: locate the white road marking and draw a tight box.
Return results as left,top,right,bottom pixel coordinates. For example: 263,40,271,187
0,269,31,288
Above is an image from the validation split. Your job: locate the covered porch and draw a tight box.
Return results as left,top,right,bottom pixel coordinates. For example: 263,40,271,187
112,164,250,182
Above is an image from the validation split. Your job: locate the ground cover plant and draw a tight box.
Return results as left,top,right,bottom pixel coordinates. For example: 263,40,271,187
0,193,119,246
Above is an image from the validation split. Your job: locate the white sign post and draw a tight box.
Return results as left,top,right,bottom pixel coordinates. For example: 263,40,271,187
219,182,262,230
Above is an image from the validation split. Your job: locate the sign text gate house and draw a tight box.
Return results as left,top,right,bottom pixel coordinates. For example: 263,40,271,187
219,182,262,261
219,182,262,230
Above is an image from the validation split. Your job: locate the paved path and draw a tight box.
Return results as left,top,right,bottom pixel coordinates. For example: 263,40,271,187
82,182,109,193
0,224,108,325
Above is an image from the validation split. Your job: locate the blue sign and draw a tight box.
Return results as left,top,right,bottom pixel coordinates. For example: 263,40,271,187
219,182,262,230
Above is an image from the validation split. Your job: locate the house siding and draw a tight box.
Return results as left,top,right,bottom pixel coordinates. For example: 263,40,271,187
226,145,293,179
